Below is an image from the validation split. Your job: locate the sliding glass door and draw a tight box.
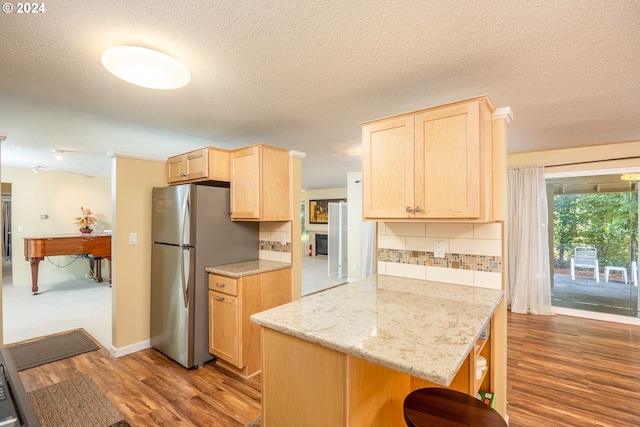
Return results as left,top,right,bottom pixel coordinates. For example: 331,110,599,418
548,173,639,318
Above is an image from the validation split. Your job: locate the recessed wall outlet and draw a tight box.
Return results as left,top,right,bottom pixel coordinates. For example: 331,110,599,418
434,240,446,258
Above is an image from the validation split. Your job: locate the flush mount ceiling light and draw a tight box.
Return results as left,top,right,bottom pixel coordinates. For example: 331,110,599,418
53,150,64,160
101,46,191,90
620,173,640,181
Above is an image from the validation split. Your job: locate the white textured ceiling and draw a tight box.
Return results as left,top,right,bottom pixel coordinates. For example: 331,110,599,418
1,0,639,189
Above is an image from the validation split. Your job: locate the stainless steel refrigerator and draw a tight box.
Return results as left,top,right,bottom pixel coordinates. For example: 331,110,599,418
150,184,258,368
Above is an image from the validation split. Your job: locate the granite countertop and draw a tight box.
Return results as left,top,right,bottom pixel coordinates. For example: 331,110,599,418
206,259,291,278
250,274,504,386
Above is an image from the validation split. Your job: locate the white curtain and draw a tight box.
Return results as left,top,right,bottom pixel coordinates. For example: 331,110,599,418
507,166,554,315
360,221,376,279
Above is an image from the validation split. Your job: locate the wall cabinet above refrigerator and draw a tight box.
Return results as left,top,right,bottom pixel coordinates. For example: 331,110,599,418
167,147,230,184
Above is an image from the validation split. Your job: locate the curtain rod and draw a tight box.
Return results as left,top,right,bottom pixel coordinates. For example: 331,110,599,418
545,155,640,168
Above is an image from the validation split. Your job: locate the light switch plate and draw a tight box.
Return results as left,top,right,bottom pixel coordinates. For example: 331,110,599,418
129,233,138,245
434,240,446,258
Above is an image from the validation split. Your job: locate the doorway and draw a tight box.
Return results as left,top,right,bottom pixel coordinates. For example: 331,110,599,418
2,183,12,286
548,173,639,318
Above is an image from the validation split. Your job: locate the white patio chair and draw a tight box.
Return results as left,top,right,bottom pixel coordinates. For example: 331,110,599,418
571,247,599,283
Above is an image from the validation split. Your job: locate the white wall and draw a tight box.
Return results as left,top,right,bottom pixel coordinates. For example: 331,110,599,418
1,168,111,287
347,172,363,280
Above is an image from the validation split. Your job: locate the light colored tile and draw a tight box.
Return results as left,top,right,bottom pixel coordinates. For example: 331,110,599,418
270,231,282,242
378,222,388,235
384,222,426,237
474,271,502,290
449,238,502,256
259,250,280,262
377,235,406,250
283,232,291,243
377,261,388,275
425,223,473,238
406,237,431,251
259,222,280,232
473,223,502,240
280,221,292,232
386,263,427,280
280,252,292,263
259,231,272,241
426,266,474,286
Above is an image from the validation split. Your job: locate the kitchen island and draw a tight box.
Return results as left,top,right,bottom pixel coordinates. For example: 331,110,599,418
251,274,505,426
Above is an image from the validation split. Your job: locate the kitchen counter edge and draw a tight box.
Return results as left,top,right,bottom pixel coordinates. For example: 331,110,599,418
251,274,504,386
206,259,292,278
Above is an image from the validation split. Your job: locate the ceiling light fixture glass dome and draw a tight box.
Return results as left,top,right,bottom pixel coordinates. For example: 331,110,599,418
101,46,191,90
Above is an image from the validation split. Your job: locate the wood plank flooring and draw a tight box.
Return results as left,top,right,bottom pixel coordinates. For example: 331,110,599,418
16,313,640,426
18,344,261,426
507,312,640,427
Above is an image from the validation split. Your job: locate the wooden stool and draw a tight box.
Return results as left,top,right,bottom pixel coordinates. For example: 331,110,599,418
403,388,507,427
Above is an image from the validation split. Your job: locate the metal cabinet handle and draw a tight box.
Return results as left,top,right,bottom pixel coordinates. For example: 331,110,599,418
406,206,413,212
215,295,225,301
415,206,421,212
215,282,225,288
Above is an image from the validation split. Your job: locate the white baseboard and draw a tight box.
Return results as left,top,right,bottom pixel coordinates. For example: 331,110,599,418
109,339,151,358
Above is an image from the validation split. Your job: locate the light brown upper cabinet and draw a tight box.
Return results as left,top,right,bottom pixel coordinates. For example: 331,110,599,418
230,144,291,221
361,96,495,221
167,147,230,184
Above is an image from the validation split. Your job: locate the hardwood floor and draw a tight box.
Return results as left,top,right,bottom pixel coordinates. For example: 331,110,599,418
17,313,640,426
507,312,640,427
18,345,261,426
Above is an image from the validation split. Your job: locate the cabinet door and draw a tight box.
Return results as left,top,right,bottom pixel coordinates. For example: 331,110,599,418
230,146,260,219
414,102,481,218
185,149,209,181
167,155,186,183
209,290,241,368
362,116,415,219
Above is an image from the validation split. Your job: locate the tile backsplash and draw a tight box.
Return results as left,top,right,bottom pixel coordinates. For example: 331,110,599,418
259,222,292,263
377,222,503,290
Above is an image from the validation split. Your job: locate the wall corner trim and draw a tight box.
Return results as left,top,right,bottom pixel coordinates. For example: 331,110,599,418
493,107,513,124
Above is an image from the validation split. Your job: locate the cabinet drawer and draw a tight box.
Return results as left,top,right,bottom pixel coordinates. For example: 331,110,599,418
208,274,238,296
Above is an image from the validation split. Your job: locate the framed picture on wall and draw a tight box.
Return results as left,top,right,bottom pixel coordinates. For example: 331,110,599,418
309,199,346,224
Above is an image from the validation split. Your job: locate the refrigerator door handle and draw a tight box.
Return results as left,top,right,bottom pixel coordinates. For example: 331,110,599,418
180,190,190,246
180,247,190,308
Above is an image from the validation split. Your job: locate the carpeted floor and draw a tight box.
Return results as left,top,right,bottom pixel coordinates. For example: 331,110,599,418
553,273,639,316
28,375,129,427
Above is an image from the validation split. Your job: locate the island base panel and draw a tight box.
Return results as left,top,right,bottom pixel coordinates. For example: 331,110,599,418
261,328,346,427
260,326,497,426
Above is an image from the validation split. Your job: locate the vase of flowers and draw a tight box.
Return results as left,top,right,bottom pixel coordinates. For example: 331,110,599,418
75,206,97,233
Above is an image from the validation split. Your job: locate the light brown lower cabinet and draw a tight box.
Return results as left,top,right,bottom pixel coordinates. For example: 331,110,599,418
260,317,495,426
208,268,291,378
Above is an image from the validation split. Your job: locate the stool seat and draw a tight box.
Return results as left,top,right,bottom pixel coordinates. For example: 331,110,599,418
403,388,506,427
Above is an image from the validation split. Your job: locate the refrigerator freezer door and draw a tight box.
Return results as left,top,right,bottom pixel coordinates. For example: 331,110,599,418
152,184,194,246
150,243,195,368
